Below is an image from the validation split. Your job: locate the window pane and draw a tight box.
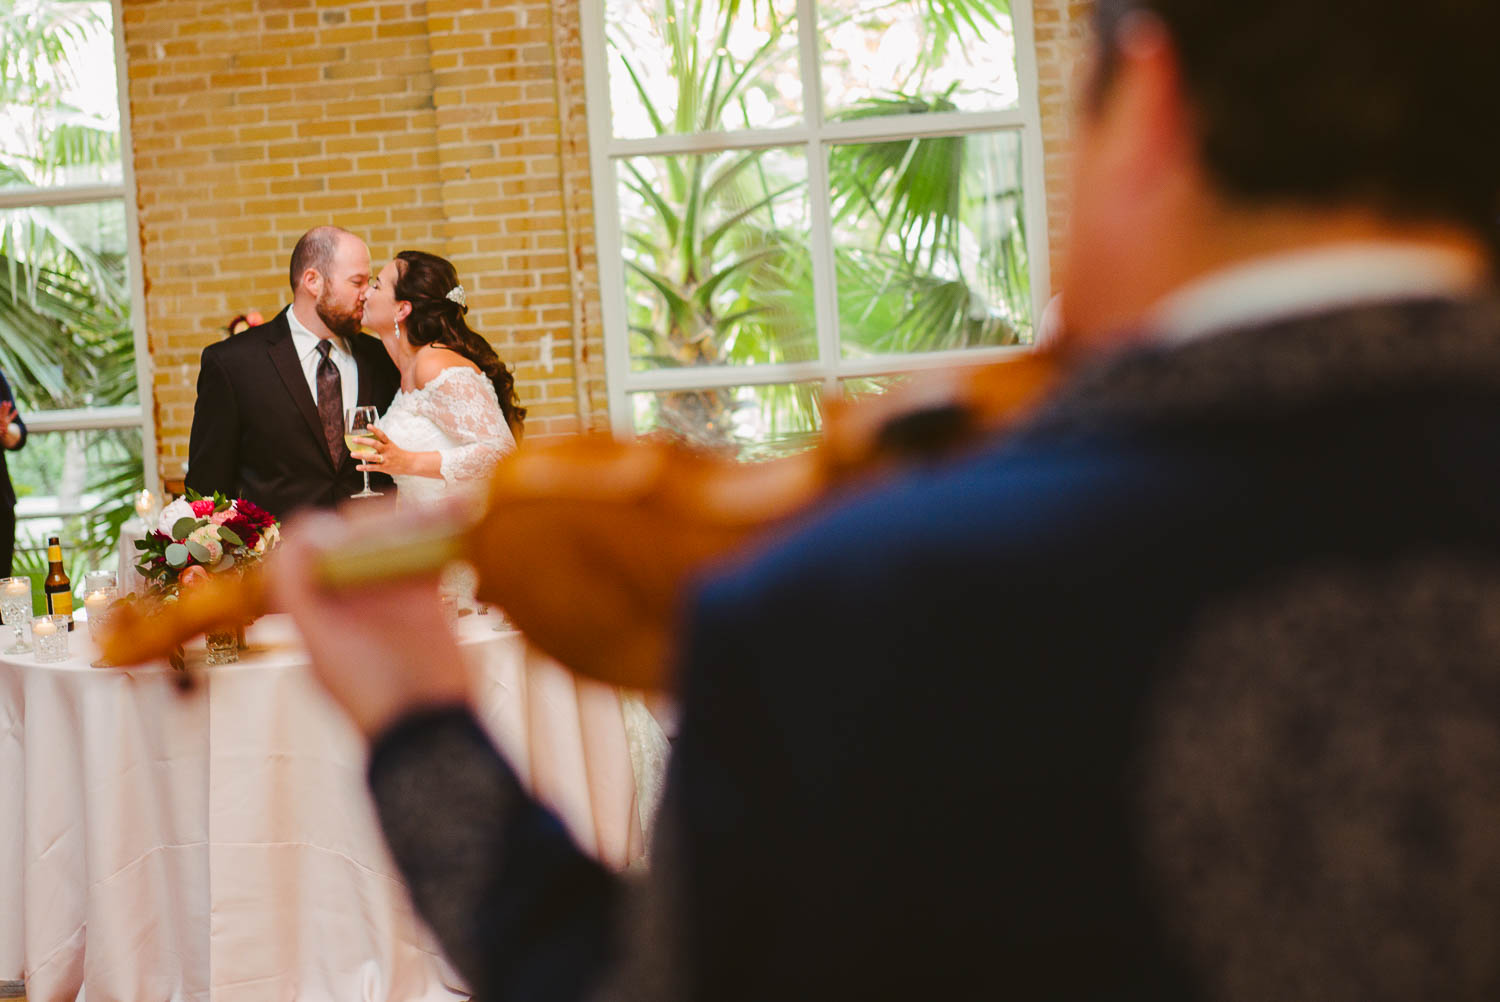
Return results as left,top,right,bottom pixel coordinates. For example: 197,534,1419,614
606,0,802,139
820,0,1020,118
832,129,1031,358
632,381,822,461
0,1,123,189
619,147,817,372
0,199,135,409
839,373,910,401
12,425,144,588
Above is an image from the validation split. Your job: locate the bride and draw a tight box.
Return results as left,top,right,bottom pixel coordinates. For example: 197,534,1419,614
360,250,667,871
357,249,522,506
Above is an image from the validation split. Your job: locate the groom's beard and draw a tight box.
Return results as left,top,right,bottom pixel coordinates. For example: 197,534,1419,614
316,291,363,340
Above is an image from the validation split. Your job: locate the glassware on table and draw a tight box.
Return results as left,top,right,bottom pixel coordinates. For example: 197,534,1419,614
1,576,32,654
345,405,383,499
133,489,159,527
84,584,119,667
204,628,239,666
83,570,117,595
32,614,71,663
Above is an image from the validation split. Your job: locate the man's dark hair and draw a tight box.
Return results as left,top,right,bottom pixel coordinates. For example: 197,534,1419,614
1090,0,1500,236
288,226,354,292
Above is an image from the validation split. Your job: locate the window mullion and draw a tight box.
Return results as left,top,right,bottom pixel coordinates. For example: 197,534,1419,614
0,183,127,211
796,0,841,390
112,0,157,495
1011,0,1052,327
579,0,636,436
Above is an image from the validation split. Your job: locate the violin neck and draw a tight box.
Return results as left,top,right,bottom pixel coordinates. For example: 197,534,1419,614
312,519,469,592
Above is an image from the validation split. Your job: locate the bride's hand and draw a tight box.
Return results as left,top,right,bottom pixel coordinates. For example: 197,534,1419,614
357,426,423,477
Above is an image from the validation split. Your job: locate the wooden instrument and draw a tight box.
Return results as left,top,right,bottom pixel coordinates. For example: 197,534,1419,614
101,350,1065,691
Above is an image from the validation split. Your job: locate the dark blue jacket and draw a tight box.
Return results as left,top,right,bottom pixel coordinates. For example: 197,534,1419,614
369,297,1500,1001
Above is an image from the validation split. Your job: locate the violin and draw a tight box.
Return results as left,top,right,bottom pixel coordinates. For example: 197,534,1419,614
101,349,1065,691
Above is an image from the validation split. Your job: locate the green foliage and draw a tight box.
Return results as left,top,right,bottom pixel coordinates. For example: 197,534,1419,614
0,1,139,575
611,0,1027,458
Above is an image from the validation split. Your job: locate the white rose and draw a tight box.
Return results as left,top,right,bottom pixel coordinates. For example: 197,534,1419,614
187,525,225,566
252,523,280,555
158,498,196,536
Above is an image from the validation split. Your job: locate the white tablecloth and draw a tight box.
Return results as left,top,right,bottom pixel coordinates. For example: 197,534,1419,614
0,613,666,1002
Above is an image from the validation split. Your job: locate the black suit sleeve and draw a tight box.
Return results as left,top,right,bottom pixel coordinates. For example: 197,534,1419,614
367,706,621,1002
186,345,240,498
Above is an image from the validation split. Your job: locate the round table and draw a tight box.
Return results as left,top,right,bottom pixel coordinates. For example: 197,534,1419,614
0,612,666,1001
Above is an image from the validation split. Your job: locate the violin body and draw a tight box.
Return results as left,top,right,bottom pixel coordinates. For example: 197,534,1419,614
102,350,1064,689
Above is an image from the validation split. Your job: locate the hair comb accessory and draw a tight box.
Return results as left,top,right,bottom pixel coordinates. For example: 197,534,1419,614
445,285,467,310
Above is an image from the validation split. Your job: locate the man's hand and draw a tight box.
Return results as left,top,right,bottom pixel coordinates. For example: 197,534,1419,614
0,401,19,449
269,503,473,740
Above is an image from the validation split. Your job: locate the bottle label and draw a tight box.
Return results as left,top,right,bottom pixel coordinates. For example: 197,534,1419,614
47,545,61,562
48,590,73,617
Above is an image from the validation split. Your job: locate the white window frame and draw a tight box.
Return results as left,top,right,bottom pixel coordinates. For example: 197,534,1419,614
0,0,157,529
580,0,1050,436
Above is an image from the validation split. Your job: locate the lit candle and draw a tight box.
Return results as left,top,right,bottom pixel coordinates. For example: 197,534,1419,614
32,618,57,637
134,490,158,521
4,578,27,596
85,590,108,616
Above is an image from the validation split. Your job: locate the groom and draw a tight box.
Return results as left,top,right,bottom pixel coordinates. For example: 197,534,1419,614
186,226,401,519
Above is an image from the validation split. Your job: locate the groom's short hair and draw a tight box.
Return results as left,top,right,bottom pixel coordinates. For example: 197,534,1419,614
289,226,355,292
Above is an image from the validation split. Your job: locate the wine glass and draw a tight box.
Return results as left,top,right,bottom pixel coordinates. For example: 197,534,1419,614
345,405,384,499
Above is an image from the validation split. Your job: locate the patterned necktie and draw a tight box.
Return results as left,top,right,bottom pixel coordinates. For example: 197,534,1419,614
315,340,348,467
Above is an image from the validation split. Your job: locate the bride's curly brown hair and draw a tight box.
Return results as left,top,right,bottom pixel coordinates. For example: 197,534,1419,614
393,250,526,439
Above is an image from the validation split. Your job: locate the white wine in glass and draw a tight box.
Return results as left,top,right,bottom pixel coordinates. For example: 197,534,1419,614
346,405,383,499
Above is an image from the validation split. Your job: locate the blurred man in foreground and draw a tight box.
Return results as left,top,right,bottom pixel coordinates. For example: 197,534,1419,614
276,1,1500,999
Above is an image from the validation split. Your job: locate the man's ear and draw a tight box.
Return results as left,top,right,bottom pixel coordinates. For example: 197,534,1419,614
301,268,323,298
1104,12,1194,199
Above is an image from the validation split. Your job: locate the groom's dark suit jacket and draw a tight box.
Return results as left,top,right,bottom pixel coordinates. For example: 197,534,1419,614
186,308,400,519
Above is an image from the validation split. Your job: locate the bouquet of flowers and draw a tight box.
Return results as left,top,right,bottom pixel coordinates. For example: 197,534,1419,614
135,490,281,597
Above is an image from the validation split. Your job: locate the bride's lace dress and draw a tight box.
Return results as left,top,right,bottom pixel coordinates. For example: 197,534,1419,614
379,363,669,865
377,365,516,508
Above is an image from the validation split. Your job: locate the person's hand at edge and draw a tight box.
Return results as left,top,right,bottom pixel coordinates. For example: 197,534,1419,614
268,502,473,740
0,401,20,449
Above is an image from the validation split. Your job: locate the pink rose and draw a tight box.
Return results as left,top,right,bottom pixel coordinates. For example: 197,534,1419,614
190,499,215,518
210,509,234,525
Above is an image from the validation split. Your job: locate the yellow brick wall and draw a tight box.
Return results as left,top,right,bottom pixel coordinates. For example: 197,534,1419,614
1033,0,1093,293
123,0,1086,481
123,0,449,481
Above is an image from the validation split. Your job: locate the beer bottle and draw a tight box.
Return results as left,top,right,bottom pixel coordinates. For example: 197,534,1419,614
44,536,74,631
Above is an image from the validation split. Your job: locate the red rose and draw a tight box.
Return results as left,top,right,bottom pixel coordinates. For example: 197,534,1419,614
234,499,276,530
221,515,261,549
190,499,215,517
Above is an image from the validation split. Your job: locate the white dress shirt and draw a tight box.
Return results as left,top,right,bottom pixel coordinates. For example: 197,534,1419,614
1149,242,1487,345
286,304,359,416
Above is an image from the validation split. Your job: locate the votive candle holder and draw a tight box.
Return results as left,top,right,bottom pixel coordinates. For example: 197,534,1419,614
85,586,119,667
1,576,33,655
32,614,71,664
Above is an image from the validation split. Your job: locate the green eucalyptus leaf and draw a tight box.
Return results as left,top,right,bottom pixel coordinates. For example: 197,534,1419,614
172,517,199,540
217,526,243,547
209,552,236,573
165,543,190,568
185,540,212,564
